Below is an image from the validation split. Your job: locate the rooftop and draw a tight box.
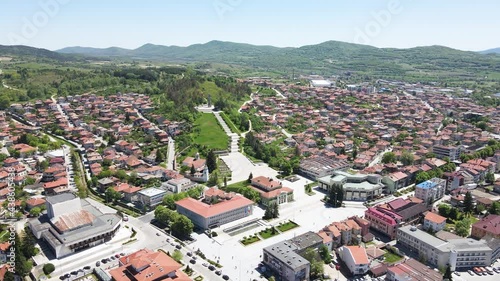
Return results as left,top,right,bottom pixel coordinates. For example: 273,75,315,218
424,212,446,224
288,231,323,251
343,245,369,265
138,188,166,197
176,195,254,218
264,240,309,269
46,193,76,204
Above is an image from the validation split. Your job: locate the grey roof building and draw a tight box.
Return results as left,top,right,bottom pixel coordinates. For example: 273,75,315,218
29,193,121,258
263,231,323,281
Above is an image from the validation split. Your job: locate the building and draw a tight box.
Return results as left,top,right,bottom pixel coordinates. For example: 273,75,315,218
250,176,294,206
163,177,197,194
318,171,384,201
432,145,462,161
472,215,500,239
386,258,442,281
382,172,410,193
415,178,446,204
175,194,254,229
377,197,428,224
137,188,167,208
262,232,323,281
29,193,121,258
109,248,190,281
338,246,370,276
423,212,447,232
0,242,10,264
298,156,350,180
397,225,494,270
364,207,402,239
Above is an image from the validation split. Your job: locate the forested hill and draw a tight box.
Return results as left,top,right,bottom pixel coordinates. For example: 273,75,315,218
0,45,82,61
57,40,500,82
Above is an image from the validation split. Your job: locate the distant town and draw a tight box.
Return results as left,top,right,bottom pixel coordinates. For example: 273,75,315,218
1,75,500,281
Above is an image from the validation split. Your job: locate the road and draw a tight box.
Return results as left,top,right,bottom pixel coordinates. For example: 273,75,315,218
272,88,286,99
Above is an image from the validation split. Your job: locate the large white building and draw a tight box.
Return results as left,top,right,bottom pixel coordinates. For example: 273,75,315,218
397,225,495,270
432,145,462,161
175,194,254,229
29,193,121,258
299,156,350,180
415,178,446,204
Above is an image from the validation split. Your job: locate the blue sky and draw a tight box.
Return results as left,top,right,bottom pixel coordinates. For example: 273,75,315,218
1,0,499,51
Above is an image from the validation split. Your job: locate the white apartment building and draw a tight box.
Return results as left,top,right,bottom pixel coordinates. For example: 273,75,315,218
338,246,370,276
415,178,446,204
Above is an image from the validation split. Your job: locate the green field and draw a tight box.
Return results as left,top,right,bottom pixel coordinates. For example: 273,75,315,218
0,230,9,242
240,235,261,246
259,227,280,239
384,251,403,263
192,113,228,150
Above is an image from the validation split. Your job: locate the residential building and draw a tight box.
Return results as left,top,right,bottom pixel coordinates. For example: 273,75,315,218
423,212,447,232
318,171,384,201
383,172,410,193
29,193,121,258
338,246,370,276
109,248,190,281
137,188,166,208
250,176,294,206
378,197,428,224
364,207,402,239
0,242,10,264
386,258,442,281
163,177,197,194
472,215,500,239
262,232,323,281
175,194,254,229
432,145,462,161
298,156,350,180
415,178,446,204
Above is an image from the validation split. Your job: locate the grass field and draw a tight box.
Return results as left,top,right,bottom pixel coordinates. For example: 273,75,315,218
0,230,9,242
259,227,280,239
276,221,299,232
192,113,228,150
240,235,261,246
220,112,241,135
384,251,403,263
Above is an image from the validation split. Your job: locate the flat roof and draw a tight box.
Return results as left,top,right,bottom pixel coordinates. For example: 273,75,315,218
398,225,449,249
264,240,309,269
46,193,77,204
138,188,166,197
448,238,492,252
288,231,323,251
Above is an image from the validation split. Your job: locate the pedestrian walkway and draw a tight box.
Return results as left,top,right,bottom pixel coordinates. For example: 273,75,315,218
214,112,239,153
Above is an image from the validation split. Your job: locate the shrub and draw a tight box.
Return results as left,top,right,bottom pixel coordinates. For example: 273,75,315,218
43,263,55,275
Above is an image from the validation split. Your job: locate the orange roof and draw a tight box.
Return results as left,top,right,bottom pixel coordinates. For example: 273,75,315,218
176,195,253,218
26,197,46,207
110,249,190,281
43,178,67,189
318,231,332,244
250,186,293,199
326,225,341,237
251,176,282,190
424,212,446,224
0,242,10,251
345,246,369,265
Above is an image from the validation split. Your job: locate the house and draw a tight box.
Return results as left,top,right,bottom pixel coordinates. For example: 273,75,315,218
109,248,190,281
0,242,10,264
423,212,446,232
472,215,500,239
318,171,384,201
338,246,370,276
137,188,167,208
26,197,46,210
383,172,410,193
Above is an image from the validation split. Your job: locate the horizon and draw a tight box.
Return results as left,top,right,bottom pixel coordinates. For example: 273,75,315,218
1,0,500,52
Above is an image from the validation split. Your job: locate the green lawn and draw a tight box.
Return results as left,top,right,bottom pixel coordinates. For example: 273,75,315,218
240,235,261,246
192,113,228,150
384,251,403,263
226,180,250,189
276,221,299,232
220,112,241,135
259,227,280,239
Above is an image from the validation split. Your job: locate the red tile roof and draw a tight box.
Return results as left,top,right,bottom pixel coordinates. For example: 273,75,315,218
345,246,369,265
424,212,446,224
176,195,253,218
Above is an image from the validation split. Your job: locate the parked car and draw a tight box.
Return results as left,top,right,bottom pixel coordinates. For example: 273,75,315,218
96,261,101,267
222,275,229,280
187,252,192,257
215,270,222,276
83,266,91,270
175,245,182,249
468,270,474,275
202,263,208,267
190,259,196,264
208,265,215,271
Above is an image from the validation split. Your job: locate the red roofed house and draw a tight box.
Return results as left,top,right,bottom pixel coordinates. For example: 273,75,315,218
423,212,446,232
472,214,500,239
0,242,11,264
109,248,190,281
26,197,46,210
175,195,254,230
383,171,410,193
250,176,294,206
338,245,370,276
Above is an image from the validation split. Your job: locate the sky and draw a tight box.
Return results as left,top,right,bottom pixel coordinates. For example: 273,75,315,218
1,0,499,51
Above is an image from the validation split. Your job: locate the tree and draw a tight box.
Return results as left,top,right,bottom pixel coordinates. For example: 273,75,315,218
443,264,453,281
455,218,472,237
382,152,396,164
247,172,253,183
463,192,474,214
105,187,122,203
401,151,415,166
172,250,183,262
489,201,500,215
3,271,15,281
206,150,217,173
43,263,55,275
190,164,196,175
21,227,37,258
416,171,430,184
303,248,324,278
155,150,164,163
328,185,344,207
319,245,332,264
14,233,31,276
0,95,11,110
485,172,495,184
449,207,460,220
29,207,41,217
171,214,194,238
263,201,279,220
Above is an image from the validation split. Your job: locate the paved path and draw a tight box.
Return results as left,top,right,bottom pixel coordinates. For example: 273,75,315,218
272,88,286,99
214,111,239,153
